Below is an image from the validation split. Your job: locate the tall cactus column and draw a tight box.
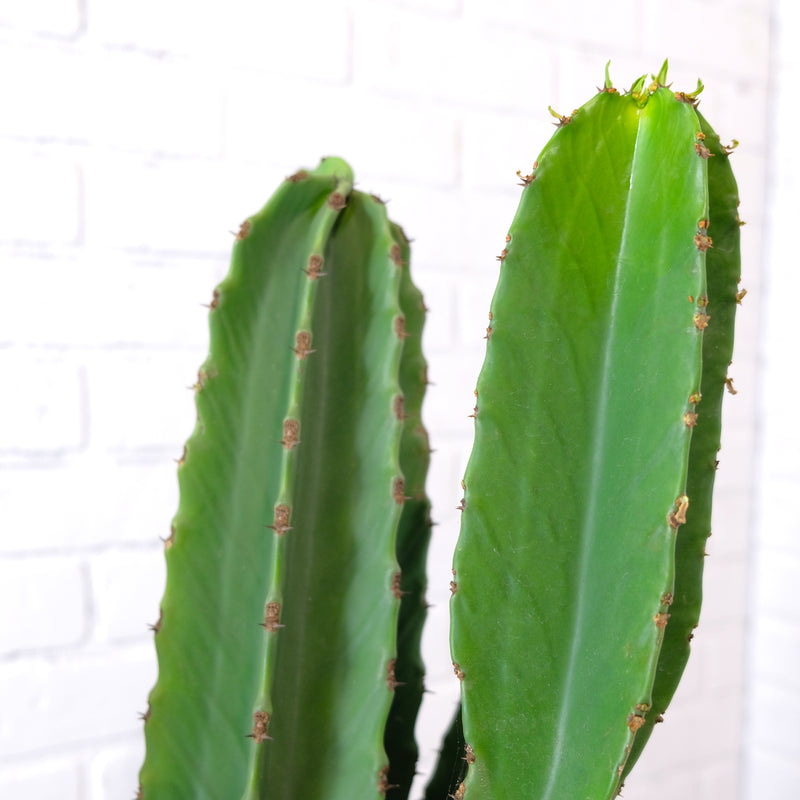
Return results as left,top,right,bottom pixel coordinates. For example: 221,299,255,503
139,158,432,800
449,65,740,800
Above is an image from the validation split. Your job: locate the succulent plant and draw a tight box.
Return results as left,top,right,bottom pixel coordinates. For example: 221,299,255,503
139,62,740,800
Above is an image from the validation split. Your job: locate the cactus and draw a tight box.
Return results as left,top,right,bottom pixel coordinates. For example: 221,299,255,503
140,62,740,800
138,157,432,800
449,61,740,799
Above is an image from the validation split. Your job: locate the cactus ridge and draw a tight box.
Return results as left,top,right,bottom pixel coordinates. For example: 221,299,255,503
450,69,738,800
620,106,742,783
140,158,431,800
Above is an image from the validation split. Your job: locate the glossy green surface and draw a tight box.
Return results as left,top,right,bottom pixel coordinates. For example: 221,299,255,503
621,108,741,782
450,84,713,799
140,160,430,800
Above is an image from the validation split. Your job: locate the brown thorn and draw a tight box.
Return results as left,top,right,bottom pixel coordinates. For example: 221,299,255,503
464,744,476,764
395,316,408,340
235,220,251,241
683,411,698,428
261,601,283,632
394,395,406,421
386,658,405,690
725,376,738,395
293,331,315,359
268,505,292,535
667,495,689,529
391,572,403,599
390,243,404,267
286,170,309,183
453,662,465,681
327,191,347,210
149,609,163,634
393,477,406,505
654,612,671,629
248,710,272,743
305,254,325,280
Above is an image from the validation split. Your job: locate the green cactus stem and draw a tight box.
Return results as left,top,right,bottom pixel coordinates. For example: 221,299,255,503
139,158,431,800
449,63,740,800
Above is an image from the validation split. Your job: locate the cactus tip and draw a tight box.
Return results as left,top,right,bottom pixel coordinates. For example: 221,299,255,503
629,74,649,106
604,60,614,91
654,58,669,86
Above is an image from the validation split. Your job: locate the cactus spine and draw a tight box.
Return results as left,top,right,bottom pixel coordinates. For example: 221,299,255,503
139,158,431,800
449,62,740,800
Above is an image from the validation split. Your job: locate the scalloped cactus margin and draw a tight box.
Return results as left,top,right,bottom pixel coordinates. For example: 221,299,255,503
138,61,740,800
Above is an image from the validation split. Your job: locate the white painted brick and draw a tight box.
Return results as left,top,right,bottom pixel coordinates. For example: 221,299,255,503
750,616,800,692
0,645,155,757
92,0,351,82
90,548,165,643
354,8,556,113
385,0,462,15
752,550,800,619
0,457,177,553
0,0,81,37
698,759,741,800
90,743,145,800
744,748,800,800
222,0,352,83
642,0,770,82
756,479,800,555
709,484,752,557
0,757,80,800
461,0,574,42
0,44,91,142
90,53,224,157
696,620,746,692
416,271,457,355
0,251,226,350
84,154,239,254
747,680,800,755
85,348,200,453
0,557,87,654
461,110,554,191
89,0,229,54
0,349,87,455
0,148,82,245
699,555,748,625
225,79,459,188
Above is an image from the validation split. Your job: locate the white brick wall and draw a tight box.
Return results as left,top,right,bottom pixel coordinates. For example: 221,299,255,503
745,1,800,796
0,0,774,797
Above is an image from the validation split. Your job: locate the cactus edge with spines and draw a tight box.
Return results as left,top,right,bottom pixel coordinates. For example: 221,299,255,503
138,157,432,800
449,60,740,800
